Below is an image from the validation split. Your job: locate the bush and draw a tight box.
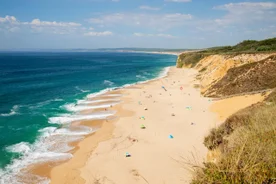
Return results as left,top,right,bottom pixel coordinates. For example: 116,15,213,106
177,53,205,68
193,91,276,183
257,46,272,51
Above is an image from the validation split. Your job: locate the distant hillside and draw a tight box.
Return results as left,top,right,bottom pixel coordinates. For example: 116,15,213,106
95,48,191,53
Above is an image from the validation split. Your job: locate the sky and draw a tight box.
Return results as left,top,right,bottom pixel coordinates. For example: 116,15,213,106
0,0,276,49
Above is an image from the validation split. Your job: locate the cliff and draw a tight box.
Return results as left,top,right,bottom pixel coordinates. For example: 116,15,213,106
177,52,276,97
177,38,276,183
177,37,276,98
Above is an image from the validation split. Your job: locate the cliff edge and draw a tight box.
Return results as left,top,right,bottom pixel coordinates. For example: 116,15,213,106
177,38,276,183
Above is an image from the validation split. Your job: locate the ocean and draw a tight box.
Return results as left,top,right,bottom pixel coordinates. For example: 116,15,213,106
0,51,177,183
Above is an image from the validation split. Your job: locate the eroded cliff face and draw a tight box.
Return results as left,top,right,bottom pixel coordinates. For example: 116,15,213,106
177,53,276,97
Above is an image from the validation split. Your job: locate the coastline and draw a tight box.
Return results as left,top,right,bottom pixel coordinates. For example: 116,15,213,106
37,66,217,183
0,52,178,184
27,66,175,183
28,65,267,183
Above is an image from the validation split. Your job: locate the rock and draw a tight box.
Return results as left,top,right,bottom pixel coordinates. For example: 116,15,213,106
171,113,175,116
144,107,148,110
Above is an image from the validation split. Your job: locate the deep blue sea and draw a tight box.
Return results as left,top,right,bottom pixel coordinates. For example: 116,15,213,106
0,52,176,183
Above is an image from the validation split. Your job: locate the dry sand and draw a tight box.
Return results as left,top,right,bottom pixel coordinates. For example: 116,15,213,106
51,67,216,184
44,67,266,184
210,93,268,122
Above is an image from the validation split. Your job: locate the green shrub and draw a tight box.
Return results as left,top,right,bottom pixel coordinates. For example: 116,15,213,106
177,53,205,68
257,46,272,51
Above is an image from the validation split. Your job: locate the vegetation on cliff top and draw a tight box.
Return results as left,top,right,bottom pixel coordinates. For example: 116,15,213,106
177,37,276,68
192,90,276,184
203,37,276,54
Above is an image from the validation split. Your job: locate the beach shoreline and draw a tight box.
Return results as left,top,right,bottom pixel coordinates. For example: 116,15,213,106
26,65,175,183
26,64,268,184
32,66,216,184
0,53,178,184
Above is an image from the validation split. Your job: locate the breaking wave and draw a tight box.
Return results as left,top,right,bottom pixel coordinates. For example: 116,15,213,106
75,86,90,93
103,80,114,86
1,105,20,117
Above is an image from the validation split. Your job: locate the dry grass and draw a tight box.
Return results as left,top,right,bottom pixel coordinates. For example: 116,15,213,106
205,55,276,97
192,91,276,183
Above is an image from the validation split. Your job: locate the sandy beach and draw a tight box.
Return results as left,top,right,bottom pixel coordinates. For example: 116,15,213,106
32,66,266,184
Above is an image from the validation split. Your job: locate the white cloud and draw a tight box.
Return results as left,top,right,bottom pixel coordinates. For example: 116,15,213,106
0,16,81,27
88,13,192,30
139,6,160,11
0,15,82,34
213,2,276,26
164,0,191,2
214,2,276,11
84,31,113,36
26,19,81,27
134,33,175,38
0,15,18,24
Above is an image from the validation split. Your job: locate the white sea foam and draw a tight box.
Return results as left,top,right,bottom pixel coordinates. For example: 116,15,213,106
75,86,90,93
137,67,171,85
6,142,32,154
103,80,114,86
38,127,57,137
0,105,19,117
86,88,116,98
38,126,93,137
64,102,119,112
1,138,72,184
52,127,93,136
5,137,73,160
0,171,50,184
38,127,86,153
1,124,92,183
86,67,170,100
77,98,120,105
158,66,170,78
48,111,115,124
103,94,122,97
136,75,147,79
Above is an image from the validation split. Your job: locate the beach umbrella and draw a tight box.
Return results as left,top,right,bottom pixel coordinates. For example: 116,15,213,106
126,152,131,157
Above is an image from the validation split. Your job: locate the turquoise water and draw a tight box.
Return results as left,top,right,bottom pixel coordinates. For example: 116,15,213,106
0,52,176,182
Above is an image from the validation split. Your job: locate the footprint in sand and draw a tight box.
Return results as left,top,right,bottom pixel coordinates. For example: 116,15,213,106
92,176,115,184
130,169,149,183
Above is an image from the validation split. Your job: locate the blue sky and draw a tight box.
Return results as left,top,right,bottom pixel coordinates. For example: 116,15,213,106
0,0,275,49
